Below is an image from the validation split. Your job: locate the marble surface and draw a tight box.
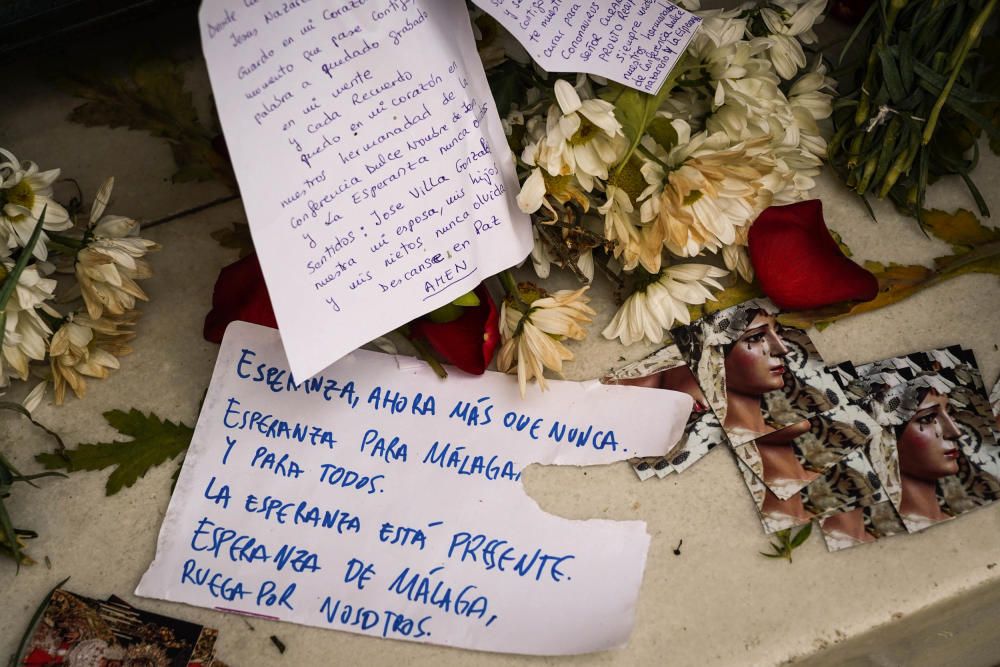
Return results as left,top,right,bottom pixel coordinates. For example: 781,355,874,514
1,6,999,666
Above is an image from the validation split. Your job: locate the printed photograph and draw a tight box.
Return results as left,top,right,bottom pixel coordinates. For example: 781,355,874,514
819,501,908,552
21,589,209,667
672,298,850,448
738,448,885,534
604,344,724,479
735,402,882,500
853,358,1000,533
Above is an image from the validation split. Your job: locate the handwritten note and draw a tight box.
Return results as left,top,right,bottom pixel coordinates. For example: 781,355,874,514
199,0,532,381
136,322,693,654
472,0,701,93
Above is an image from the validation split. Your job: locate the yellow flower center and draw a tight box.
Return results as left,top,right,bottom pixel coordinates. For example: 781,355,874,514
683,190,703,206
608,156,646,202
569,117,601,146
3,180,35,217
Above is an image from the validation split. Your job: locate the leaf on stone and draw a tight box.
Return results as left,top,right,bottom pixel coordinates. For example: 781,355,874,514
35,409,193,496
64,58,229,188
923,208,1000,251
688,279,764,321
210,222,255,258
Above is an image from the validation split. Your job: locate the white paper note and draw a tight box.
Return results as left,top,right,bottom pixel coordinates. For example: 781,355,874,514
199,0,532,381
137,322,692,654
472,0,701,94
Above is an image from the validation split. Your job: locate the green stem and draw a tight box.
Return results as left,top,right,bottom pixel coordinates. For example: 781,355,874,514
637,144,671,171
498,269,529,310
45,232,84,250
407,336,448,379
921,0,997,145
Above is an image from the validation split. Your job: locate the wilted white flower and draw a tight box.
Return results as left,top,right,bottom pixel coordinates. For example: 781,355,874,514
497,286,595,396
602,264,728,345
49,312,136,404
0,148,72,260
75,178,159,319
1,264,57,386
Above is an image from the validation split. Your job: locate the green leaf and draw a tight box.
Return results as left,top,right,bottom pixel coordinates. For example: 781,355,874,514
64,59,233,190
450,291,481,307
210,222,255,258
36,409,193,496
790,522,813,548
486,60,529,119
647,116,678,152
609,55,690,177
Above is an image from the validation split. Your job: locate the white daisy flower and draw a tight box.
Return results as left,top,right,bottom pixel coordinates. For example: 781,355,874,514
1,263,57,386
523,79,627,190
602,264,728,345
759,0,826,80
0,148,72,260
497,286,595,396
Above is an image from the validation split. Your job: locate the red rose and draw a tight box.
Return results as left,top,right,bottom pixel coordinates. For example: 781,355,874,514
748,200,878,310
203,254,277,343
408,283,499,375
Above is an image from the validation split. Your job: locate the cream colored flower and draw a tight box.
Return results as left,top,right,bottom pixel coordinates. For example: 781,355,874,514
722,224,754,282
75,178,159,319
49,312,136,404
497,286,595,396
522,79,627,190
759,0,826,80
0,148,72,260
603,264,728,345
649,122,773,258
1,263,57,386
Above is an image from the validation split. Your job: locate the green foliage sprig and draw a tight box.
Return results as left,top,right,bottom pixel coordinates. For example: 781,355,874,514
829,0,1000,227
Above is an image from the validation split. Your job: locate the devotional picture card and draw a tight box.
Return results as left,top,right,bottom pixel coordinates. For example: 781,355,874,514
848,350,1000,534
737,449,884,535
672,298,852,449
733,401,882,500
818,501,908,552
20,590,203,666
603,344,724,479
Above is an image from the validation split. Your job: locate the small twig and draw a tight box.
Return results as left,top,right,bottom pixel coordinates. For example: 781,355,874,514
142,194,241,230
673,539,683,556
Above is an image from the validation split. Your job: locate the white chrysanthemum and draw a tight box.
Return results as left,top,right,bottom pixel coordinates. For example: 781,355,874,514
497,286,595,396
603,264,728,345
0,148,72,260
722,224,754,283
644,120,773,258
517,168,547,214
788,58,835,121
759,0,826,79
522,79,627,190
1,264,57,386
49,312,136,404
75,178,160,319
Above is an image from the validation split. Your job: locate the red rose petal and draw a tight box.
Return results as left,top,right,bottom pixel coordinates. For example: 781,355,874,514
748,200,878,311
409,284,499,375
203,254,278,343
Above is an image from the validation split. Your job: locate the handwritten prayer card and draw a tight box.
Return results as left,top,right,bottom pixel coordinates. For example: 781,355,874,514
472,0,701,94
199,0,533,381
136,322,693,654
